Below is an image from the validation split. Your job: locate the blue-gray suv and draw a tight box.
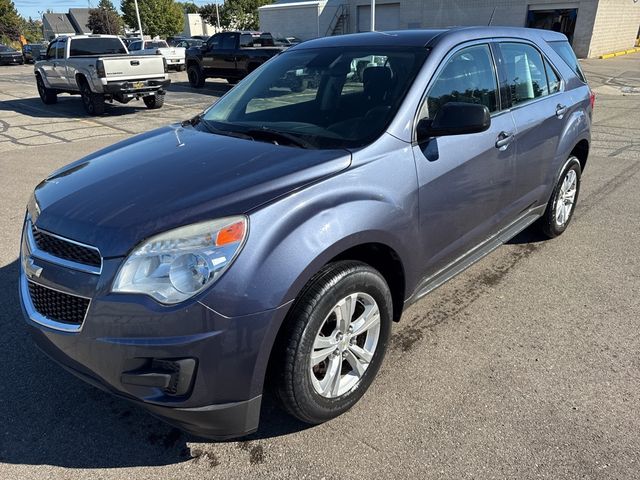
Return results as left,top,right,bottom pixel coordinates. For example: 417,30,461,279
19,27,593,439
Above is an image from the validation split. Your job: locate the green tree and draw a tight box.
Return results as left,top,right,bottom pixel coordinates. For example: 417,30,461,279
178,2,199,14
200,0,273,31
88,0,123,35
121,0,184,38
0,0,22,42
22,17,43,43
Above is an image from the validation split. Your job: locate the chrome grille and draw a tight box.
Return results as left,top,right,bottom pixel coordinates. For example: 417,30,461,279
27,281,90,327
30,222,102,270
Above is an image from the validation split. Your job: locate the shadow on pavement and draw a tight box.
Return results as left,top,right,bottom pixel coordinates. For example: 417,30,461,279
0,258,307,468
168,80,233,97
0,96,159,119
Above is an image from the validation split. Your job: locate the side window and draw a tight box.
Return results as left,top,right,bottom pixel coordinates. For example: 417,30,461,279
55,39,66,59
545,61,561,94
221,34,237,49
422,44,498,119
499,43,549,105
129,41,140,51
207,35,220,50
46,41,56,60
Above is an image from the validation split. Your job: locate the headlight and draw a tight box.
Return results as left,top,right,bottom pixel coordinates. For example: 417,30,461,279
112,216,247,304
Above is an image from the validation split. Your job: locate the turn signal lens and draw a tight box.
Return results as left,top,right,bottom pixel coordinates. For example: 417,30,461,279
216,221,245,246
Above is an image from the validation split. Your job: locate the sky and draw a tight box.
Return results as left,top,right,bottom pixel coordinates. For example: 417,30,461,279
14,0,221,20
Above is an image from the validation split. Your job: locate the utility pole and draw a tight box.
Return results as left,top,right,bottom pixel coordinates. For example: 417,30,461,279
134,0,143,39
370,0,375,31
215,2,221,30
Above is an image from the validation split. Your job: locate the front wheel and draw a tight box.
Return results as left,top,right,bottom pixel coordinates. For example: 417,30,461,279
36,74,57,104
187,64,205,88
538,156,582,238
271,261,392,424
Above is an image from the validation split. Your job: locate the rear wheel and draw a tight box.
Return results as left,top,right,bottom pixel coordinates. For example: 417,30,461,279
143,93,165,109
79,81,105,116
538,156,581,238
271,261,392,424
187,64,205,88
178,64,186,72
36,74,57,105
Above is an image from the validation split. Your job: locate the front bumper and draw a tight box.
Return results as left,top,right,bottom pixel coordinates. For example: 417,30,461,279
0,55,23,65
19,217,288,440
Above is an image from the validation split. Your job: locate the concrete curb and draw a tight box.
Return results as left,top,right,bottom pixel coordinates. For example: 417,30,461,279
600,47,640,59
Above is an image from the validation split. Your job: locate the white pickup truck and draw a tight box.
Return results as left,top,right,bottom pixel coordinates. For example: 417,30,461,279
128,39,186,71
34,35,170,115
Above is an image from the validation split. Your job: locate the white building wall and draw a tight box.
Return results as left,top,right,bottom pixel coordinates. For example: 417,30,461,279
588,0,640,57
260,0,349,39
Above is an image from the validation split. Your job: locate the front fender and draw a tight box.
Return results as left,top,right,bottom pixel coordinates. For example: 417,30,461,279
34,65,53,88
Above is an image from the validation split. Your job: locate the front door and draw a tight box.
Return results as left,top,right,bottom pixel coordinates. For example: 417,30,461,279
412,43,517,274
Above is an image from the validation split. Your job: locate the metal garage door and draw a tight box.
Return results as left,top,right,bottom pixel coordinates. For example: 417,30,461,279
357,3,400,32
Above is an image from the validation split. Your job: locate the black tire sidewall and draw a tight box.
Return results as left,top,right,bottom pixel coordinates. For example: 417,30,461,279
286,263,392,423
188,65,204,88
544,158,582,237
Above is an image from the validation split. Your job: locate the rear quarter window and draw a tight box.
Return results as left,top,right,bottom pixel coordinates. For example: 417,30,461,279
549,41,586,83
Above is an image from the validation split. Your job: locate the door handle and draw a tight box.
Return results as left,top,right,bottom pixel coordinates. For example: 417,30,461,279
556,104,568,117
495,131,514,149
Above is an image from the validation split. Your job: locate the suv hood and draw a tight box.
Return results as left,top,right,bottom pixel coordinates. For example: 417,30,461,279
32,125,351,257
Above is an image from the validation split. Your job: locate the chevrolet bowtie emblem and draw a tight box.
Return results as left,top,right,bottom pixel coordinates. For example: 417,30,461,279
26,258,43,278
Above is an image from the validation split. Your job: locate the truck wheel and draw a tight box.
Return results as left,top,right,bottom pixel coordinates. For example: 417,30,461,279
271,261,392,424
187,64,205,88
79,81,105,116
143,93,165,109
178,64,186,72
36,74,57,105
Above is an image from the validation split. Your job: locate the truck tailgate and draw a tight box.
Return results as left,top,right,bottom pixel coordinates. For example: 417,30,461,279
102,55,165,81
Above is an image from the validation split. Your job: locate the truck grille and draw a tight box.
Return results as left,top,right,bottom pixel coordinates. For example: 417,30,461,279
31,224,102,268
27,281,90,327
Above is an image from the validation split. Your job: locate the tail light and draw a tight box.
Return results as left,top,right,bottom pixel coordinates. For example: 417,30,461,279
96,59,106,78
589,89,596,110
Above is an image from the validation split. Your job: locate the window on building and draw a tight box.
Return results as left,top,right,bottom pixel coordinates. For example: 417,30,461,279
422,44,498,119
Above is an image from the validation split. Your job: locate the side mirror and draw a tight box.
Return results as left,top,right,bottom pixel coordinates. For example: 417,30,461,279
417,102,491,142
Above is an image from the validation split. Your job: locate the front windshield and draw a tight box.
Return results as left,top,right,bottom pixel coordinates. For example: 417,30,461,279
202,46,428,149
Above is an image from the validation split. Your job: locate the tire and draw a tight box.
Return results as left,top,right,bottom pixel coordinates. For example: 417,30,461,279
271,261,393,424
187,64,205,88
36,74,57,105
178,64,186,72
79,81,105,116
538,156,582,238
143,93,165,109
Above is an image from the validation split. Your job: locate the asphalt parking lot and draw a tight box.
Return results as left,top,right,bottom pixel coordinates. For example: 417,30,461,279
0,55,639,480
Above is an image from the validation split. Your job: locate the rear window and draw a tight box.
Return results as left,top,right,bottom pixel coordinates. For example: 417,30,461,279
145,41,168,49
69,38,127,56
549,41,586,83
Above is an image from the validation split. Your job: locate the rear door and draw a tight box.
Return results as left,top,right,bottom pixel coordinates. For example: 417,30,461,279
495,41,568,213
209,32,239,75
412,42,518,273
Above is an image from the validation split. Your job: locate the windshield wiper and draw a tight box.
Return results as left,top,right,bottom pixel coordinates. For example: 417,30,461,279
183,115,254,141
244,128,313,149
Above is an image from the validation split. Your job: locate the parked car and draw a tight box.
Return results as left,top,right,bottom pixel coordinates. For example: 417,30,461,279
20,27,592,440
22,43,48,63
167,36,187,47
34,35,170,115
186,31,285,86
175,38,204,49
128,39,186,71
0,45,24,65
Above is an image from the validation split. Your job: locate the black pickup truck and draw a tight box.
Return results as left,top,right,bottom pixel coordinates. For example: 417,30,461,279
185,32,285,87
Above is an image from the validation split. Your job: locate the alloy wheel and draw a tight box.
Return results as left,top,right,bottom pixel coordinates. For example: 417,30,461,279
310,292,381,398
555,169,577,226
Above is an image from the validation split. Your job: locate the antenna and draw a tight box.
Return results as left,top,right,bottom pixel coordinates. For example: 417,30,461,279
488,7,496,26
